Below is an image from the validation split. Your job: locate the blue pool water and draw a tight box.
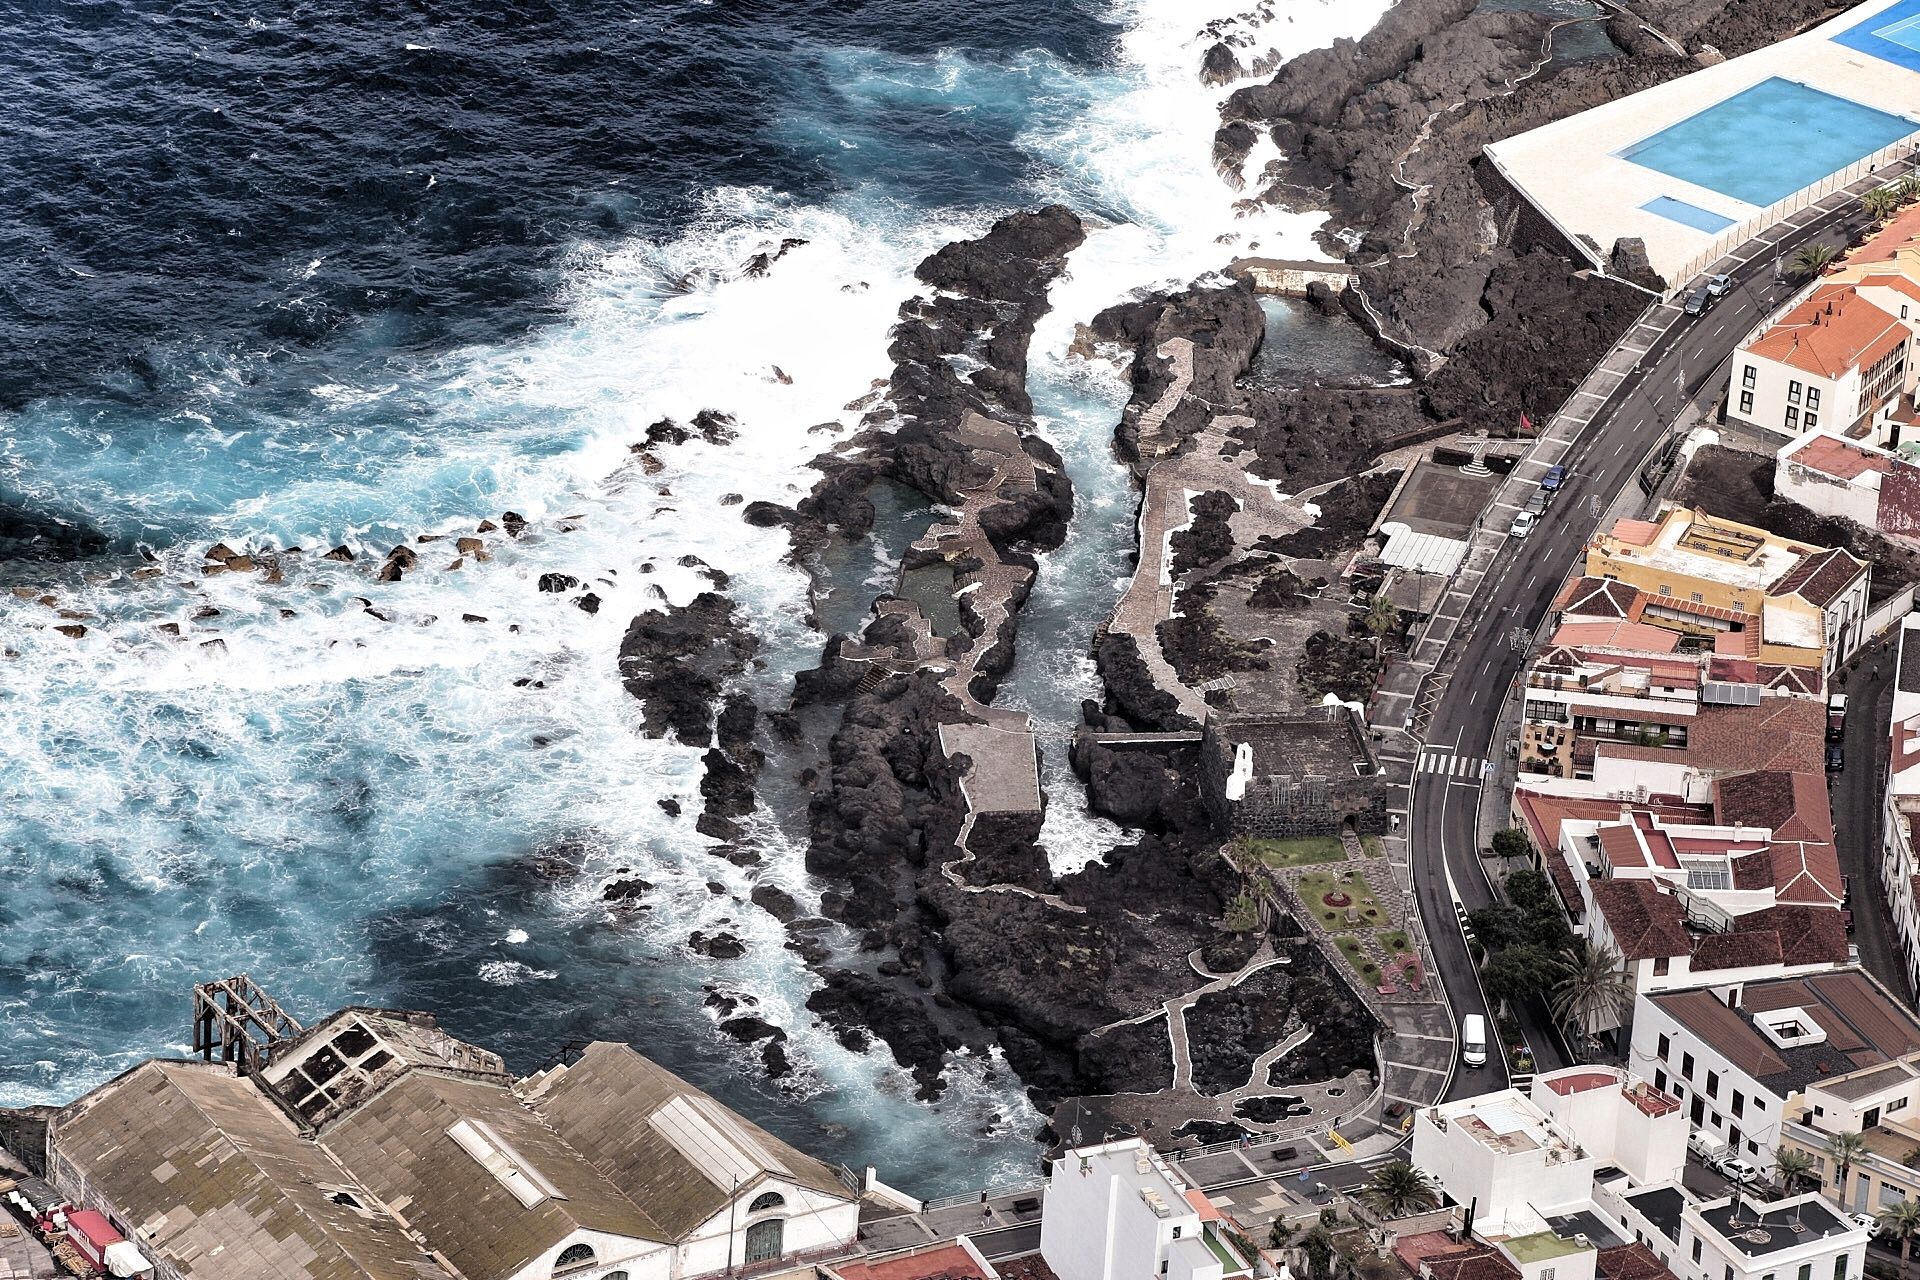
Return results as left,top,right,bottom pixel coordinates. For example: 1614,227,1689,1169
1641,195,1735,233
1619,77,1920,207
1835,0,1920,73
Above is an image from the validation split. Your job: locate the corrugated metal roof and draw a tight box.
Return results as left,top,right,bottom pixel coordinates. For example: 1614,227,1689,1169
48,1062,447,1280
1377,523,1468,576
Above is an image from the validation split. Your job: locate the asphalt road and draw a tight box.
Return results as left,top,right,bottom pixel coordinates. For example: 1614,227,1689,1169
1831,634,1905,993
1412,198,1874,1096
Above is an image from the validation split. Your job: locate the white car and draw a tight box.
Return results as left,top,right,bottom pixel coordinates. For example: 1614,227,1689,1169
1850,1212,1879,1234
1509,511,1537,539
1715,1156,1761,1184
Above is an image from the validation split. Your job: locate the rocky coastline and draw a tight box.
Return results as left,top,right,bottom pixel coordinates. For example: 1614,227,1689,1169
606,0,1854,1143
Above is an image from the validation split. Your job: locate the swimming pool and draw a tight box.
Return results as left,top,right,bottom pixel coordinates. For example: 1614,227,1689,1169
1618,76,1919,207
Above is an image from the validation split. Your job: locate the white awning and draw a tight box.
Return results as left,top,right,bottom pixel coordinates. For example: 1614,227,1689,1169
1378,521,1468,576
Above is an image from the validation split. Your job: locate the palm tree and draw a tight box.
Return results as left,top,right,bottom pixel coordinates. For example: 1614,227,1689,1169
1880,1200,1920,1280
1829,1132,1869,1206
1361,1160,1439,1219
1866,187,1902,225
1773,1147,1815,1194
1550,943,1634,1046
1792,243,1841,277
1898,175,1920,206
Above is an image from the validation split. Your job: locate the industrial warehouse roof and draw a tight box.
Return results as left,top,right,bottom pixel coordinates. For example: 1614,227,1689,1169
50,1028,856,1280
48,1061,448,1280
523,1040,853,1241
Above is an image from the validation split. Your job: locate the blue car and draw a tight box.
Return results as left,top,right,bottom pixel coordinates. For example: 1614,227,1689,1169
1541,464,1567,493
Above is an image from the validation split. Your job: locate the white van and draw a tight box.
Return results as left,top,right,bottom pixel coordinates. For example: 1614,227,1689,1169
1461,1014,1488,1067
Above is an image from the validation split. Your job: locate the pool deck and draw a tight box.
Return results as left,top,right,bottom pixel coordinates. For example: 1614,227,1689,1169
1486,0,1920,287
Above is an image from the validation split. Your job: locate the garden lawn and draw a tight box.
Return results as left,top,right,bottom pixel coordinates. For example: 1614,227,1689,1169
1332,934,1382,985
1243,836,1347,867
1298,868,1387,929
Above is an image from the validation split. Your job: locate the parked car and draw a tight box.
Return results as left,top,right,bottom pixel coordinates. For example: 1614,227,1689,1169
1715,1155,1762,1184
1829,693,1848,741
1525,490,1549,517
1541,464,1568,492
1843,908,1856,934
1705,273,1735,297
1689,1130,1730,1162
1509,510,1537,539
1827,741,1845,772
1850,1212,1879,1235
1684,285,1715,316
1461,1014,1488,1068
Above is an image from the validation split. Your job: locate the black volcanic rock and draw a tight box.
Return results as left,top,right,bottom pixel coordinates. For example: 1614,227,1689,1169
807,969,953,1099
617,592,756,745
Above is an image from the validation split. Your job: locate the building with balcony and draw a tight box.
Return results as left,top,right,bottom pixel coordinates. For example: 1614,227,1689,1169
1778,1054,1920,1214
1627,970,1920,1167
1726,284,1915,444
1882,615,1920,1002
1039,1138,1252,1280
43,979,865,1280
1581,510,1869,682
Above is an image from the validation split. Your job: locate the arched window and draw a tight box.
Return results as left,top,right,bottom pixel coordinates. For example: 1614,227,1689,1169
605,1273,629,1280
745,1218,784,1264
553,1242,596,1273
749,1191,786,1213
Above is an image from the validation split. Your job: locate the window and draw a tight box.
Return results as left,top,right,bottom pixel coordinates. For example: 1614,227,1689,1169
1656,1069,1670,1092
1732,1092,1744,1118
1690,591,1704,603
1790,379,1804,403
1890,1097,1908,1114
1727,1268,1734,1280
1739,390,1754,415
1659,584,1673,596
1743,365,1756,388
1654,957,1671,976
1707,1071,1720,1098
1752,1097,1765,1111
554,1244,597,1274
1806,413,1819,429
1692,1240,1703,1264
749,1192,786,1213
1866,1107,1882,1130
1808,387,1821,408
1683,1053,1696,1079
1542,1270,1556,1280
607,1274,630,1280
1748,1140,1759,1155
745,1218,784,1265
1786,406,1801,428
1173,1226,1183,1239
1837,1258,1849,1280
448,1119,565,1210
1800,1264,1813,1280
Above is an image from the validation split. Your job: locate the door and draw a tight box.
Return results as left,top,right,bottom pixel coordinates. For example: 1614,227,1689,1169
745,1218,783,1265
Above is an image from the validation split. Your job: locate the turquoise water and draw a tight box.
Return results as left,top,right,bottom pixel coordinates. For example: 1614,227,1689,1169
1620,77,1920,207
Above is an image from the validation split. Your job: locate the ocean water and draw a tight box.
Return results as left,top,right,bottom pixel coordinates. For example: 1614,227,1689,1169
0,0,1388,1193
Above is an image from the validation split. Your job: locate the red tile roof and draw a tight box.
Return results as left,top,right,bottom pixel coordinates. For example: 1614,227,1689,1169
1589,878,1691,960
1554,574,1642,620
1551,620,1681,652
1692,929,1783,972
1785,433,1895,483
1597,1243,1680,1280
1425,1247,1523,1280
1597,698,1825,775
1770,546,1867,609
1609,519,1662,547
834,1245,993,1280
1738,903,1851,967
1747,285,1909,379
1511,789,1709,853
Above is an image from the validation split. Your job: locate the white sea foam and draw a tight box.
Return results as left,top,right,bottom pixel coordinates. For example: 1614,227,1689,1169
0,0,1394,1191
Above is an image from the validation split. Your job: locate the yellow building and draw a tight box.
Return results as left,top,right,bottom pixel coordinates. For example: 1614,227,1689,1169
1583,507,1868,682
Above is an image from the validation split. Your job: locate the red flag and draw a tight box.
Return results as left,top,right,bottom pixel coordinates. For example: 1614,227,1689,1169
1520,412,1535,434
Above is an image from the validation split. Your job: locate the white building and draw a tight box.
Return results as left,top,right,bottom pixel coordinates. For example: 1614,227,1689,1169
1727,284,1913,442
1627,969,1920,1168
1611,1186,1864,1280
1883,615,1920,1001
1039,1139,1251,1280
1412,1088,1599,1238
1530,1068,1688,1188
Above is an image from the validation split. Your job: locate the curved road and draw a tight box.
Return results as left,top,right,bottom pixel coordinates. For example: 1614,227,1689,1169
1410,197,1876,1099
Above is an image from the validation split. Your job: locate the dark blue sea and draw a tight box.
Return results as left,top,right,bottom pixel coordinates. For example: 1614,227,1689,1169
0,0,1393,1192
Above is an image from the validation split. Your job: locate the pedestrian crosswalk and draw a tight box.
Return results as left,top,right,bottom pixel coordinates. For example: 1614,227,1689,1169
1417,750,1487,779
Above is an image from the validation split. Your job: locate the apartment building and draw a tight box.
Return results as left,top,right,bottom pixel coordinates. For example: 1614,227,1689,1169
1627,970,1920,1167
1039,1139,1252,1280
1726,285,1912,442
1610,1184,1863,1280
1583,509,1869,682
1881,615,1920,1000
